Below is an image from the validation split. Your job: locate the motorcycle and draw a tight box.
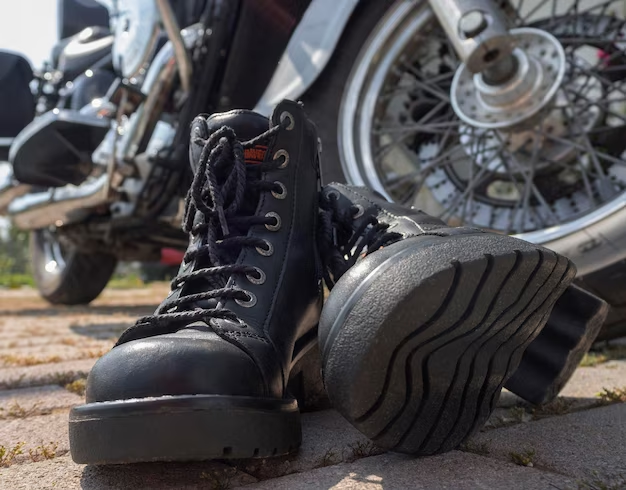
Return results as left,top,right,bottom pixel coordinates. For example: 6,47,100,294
0,0,625,339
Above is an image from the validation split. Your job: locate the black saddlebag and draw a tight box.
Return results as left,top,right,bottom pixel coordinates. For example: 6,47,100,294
10,110,109,187
0,51,35,158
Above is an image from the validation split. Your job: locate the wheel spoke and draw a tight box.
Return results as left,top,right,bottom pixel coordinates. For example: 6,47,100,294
373,120,462,135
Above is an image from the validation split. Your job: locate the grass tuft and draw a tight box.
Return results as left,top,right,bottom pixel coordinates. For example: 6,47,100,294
65,378,87,396
0,442,25,467
0,348,107,368
28,442,58,462
580,345,626,367
317,448,339,468
531,398,575,418
459,440,490,455
0,402,51,420
343,440,382,463
0,354,63,367
0,274,34,289
597,387,626,405
509,448,536,467
107,274,145,289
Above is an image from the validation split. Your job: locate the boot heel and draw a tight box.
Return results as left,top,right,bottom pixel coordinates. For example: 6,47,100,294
504,284,608,405
321,233,576,455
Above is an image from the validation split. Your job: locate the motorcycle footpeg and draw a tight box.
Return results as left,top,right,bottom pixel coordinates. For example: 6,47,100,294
504,284,609,405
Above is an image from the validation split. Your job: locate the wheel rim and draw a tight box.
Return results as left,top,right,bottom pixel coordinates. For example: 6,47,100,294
339,0,626,245
34,229,68,287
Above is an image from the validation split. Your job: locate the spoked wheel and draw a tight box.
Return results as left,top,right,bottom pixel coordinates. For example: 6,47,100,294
306,0,626,339
341,0,626,246
31,228,117,305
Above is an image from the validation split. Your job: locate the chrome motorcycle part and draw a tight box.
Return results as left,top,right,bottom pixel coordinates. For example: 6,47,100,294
144,119,177,159
155,0,192,94
10,24,202,232
117,24,204,161
0,163,31,215
337,0,626,276
30,227,117,305
429,0,515,73
112,0,161,80
254,0,360,116
8,174,110,230
450,28,566,129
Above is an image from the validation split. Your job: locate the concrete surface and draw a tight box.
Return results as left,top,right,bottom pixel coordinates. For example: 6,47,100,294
0,286,624,489
242,451,574,490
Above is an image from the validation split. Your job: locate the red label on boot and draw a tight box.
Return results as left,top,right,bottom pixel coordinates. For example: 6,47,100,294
244,145,267,165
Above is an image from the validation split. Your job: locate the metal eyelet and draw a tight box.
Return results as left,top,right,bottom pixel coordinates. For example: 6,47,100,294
280,111,295,130
326,190,340,200
256,239,274,256
246,267,266,285
273,149,290,169
265,212,281,231
272,181,287,200
352,204,364,219
235,291,257,308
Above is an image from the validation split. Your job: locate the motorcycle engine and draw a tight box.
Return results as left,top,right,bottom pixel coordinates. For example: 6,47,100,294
112,1,161,80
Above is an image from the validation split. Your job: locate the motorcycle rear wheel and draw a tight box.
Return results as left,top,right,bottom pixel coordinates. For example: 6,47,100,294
304,0,626,340
30,229,117,305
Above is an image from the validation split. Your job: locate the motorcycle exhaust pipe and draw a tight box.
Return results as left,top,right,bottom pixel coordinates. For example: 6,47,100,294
0,164,31,215
8,174,109,230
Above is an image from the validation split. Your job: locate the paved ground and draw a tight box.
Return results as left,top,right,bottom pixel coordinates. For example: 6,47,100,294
0,286,624,489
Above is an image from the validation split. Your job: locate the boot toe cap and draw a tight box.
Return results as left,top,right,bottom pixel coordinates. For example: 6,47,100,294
86,331,266,403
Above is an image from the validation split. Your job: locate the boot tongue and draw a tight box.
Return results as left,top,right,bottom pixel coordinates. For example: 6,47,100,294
181,109,272,308
189,109,270,173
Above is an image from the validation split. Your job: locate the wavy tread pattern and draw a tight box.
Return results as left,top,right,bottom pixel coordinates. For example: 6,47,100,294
323,236,575,456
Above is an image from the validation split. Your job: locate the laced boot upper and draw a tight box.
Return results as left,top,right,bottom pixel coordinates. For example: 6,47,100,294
86,100,322,404
319,183,484,289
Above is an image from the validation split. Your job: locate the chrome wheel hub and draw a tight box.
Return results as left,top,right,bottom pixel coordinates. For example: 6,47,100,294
451,28,566,130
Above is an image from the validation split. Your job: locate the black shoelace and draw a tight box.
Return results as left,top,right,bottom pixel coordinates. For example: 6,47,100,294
319,192,401,290
130,122,286,332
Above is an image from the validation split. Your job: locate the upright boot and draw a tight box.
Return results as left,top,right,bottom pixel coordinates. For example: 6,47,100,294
69,100,322,464
317,183,580,456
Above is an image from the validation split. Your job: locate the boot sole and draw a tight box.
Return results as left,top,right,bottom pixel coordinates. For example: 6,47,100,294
505,284,608,405
320,233,575,455
69,395,300,464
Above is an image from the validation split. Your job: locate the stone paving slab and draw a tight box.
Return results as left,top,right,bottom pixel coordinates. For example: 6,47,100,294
0,359,94,389
0,454,259,489
0,337,109,351
0,286,623,490
240,450,574,490
0,344,108,366
236,410,377,481
0,385,82,416
0,412,69,464
560,360,626,398
0,313,134,340
471,403,626,481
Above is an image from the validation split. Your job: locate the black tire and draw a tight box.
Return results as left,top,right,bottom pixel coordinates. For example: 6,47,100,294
577,263,626,342
300,0,396,186
30,229,117,305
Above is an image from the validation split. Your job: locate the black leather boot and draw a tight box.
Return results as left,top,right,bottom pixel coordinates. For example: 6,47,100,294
317,183,581,456
69,100,322,464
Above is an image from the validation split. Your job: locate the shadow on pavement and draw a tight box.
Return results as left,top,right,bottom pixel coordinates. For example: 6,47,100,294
80,460,256,489
70,322,130,340
0,304,157,318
